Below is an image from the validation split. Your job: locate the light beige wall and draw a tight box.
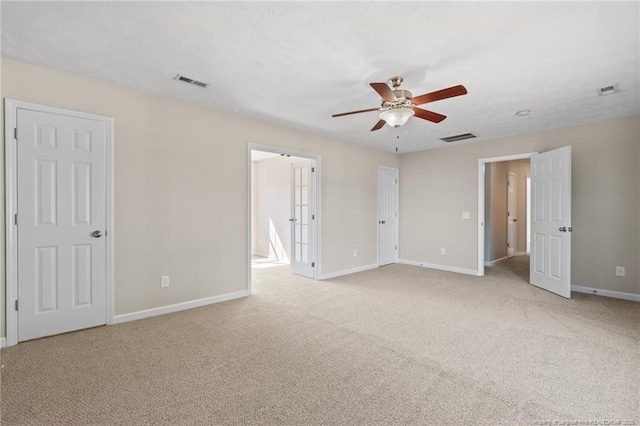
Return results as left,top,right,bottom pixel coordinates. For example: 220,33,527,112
400,115,640,295
0,58,399,337
483,163,492,259
251,161,257,254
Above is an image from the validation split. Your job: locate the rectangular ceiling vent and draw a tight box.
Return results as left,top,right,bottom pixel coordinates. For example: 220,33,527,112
440,132,477,143
596,84,619,97
174,74,209,88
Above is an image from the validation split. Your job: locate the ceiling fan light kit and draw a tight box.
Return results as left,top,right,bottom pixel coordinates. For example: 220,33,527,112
380,107,415,128
332,76,468,132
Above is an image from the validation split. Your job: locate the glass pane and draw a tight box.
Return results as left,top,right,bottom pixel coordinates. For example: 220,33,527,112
302,244,308,264
301,206,308,224
301,225,308,244
295,187,301,205
295,206,301,221
295,224,301,243
302,186,308,205
295,168,301,185
295,243,301,261
302,168,308,185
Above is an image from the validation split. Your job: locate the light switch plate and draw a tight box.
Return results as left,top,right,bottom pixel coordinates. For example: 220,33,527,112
462,211,470,219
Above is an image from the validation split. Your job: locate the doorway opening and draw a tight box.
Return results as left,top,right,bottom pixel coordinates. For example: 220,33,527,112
477,152,536,278
478,147,573,298
247,144,320,294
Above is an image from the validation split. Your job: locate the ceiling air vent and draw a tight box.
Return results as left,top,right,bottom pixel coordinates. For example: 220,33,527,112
174,74,209,88
440,132,477,143
596,84,619,97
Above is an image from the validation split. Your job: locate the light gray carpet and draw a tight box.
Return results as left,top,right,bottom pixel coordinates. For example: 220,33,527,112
1,258,638,425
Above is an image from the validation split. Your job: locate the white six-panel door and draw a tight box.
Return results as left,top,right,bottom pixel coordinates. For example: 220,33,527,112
17,108,108,341
529,146,572,298
378,167,398,266
290,162,315,278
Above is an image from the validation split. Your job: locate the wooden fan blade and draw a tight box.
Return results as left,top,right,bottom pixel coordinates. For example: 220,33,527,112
413,107,447,123
371,119,386,131
332,107,380,118
370,82,397,102
412,85,467,106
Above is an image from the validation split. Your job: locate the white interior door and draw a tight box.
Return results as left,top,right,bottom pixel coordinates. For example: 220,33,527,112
530,146,572,298
17,108,108,341
507,171,517,258
290,162,315,278
378,167,398,266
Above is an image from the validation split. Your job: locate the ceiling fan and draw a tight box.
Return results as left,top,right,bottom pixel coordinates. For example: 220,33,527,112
332,76,467,131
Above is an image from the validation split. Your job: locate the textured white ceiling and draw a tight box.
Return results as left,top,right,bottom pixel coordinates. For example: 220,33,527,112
2,2,639,153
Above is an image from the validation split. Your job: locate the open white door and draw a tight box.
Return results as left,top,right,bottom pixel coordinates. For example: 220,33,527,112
530,146,572,298
378,167,398,266
290,162,315,278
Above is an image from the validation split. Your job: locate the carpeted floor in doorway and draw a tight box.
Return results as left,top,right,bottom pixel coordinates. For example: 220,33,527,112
1,257,638,425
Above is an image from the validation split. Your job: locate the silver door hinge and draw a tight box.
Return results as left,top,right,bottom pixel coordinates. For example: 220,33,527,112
395,245,398,250
311,167,315,172
14,128,18,140
396,179,398,184
312,214,315,220
15,300,18,311
311,262,315,267
14,214,18,225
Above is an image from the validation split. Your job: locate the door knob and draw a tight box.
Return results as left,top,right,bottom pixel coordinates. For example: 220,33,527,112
92,230,102,238
559,227,567,232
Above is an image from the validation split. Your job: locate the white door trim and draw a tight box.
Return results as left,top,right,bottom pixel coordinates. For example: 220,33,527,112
4,99,114,347
377,166,399,266
247,143,321,293
477,152,537,276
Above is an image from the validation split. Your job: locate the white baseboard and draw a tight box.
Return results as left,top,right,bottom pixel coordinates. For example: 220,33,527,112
484,256,507,267
0,337,6,349
398,259,479,276
571,285,640,302
113,290,250,324
320,263,378,280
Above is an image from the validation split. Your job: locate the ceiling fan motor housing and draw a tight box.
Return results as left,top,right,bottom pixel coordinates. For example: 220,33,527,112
382,89,413,109
393,89,412,101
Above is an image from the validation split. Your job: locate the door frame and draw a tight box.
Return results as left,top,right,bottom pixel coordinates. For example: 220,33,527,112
377,166,399,266
247,143,321,292
4,99,114,347
477,152,537,276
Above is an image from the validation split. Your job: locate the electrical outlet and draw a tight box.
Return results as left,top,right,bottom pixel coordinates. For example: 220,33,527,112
353,249,358,257
161,275,170,288
615,266,625,277
440,248,446,255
